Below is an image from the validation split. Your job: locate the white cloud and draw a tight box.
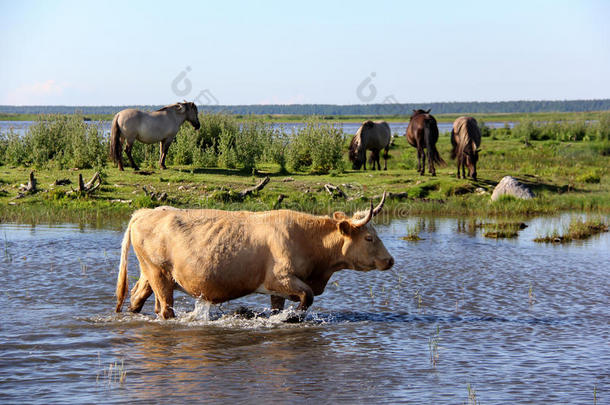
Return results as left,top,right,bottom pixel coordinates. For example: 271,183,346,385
2,80,70,105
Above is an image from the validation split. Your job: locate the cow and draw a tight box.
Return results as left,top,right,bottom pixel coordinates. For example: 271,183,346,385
115,193,394,320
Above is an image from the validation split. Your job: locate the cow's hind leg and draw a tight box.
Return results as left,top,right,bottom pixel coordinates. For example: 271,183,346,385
129,275,153,313
142,263,175,319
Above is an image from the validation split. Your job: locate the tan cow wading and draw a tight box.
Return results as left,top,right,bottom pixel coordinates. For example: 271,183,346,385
115,195,394,319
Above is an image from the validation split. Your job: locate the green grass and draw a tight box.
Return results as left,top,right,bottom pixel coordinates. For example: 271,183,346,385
533,217,608,243
1,116,609,224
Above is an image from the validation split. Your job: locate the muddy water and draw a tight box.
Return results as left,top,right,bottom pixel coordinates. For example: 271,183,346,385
0,216,608,404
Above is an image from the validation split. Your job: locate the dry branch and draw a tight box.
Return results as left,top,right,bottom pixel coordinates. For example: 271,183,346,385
239,176,270,199
324,183,347,199
15,171,38,199
78,172,102,194
142,186,168,202
273,194,285,209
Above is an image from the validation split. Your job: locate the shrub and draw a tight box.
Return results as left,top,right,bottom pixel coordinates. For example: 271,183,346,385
18,115,107,169
63,123,107,168
266,128,290,173
1,130,28,166
286,119,345,174
233,119,272,172
478,121,491,137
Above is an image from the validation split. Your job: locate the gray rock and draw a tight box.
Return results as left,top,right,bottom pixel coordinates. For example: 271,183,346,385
491,176,535,201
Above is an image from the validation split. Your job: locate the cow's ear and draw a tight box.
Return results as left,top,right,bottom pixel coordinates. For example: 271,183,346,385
333,211,347,220
338,220,352,236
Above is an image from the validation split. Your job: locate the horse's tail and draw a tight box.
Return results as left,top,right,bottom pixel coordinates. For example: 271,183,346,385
450,128,458,160
425,120,446,166
115,214,133,312
110,114,123,168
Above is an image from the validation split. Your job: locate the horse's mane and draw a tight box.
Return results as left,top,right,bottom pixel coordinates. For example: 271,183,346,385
157,103,180,112
411,109,430,118
348,130,361,162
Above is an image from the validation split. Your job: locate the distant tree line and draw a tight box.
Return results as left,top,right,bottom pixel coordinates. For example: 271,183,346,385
1,99,609,116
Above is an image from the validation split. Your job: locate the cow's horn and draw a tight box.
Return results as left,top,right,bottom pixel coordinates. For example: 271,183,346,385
373,191,386,217
352,201,373,228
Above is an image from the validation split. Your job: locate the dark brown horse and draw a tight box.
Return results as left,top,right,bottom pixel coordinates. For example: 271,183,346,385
349,120,392,170
451,116,481,180
405,109,445,176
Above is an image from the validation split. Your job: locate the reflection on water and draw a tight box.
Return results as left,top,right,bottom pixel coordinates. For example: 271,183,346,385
0,215,608,403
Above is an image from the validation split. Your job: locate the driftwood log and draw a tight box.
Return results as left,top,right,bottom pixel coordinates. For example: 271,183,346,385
239,176,270,199
142,186,168,202
14,171,38,199
78,172,102,194
19,171,37,193
273,194,285,209
324,183,347,199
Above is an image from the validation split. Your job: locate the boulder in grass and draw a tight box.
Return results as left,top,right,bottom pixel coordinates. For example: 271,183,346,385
491,176,535,201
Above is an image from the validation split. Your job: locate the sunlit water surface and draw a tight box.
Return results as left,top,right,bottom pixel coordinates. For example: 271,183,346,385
0,215,608,403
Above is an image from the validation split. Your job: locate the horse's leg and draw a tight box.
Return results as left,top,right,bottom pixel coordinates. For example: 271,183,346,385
370,150,377,171
428,147,436,176
124,142,139,171
462,157,467,179
420,147,426,175
159,138,173,170
375,149,381,170
383,147,389,170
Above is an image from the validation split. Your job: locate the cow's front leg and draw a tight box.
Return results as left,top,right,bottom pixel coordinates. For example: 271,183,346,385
270,275,313,312
270,295,285,312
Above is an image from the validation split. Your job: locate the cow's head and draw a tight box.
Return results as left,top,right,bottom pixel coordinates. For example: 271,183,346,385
333,192,394,271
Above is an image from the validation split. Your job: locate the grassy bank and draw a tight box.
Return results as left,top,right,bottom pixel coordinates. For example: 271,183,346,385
1,128,608,225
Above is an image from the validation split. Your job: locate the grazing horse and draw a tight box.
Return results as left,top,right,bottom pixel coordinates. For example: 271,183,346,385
349,120,392,170
451,116,481,180
405,109,445,176
110,102,200,171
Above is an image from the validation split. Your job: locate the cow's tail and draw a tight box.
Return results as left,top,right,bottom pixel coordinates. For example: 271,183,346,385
115,216,133,312
110,114,123,169
425,120,446,167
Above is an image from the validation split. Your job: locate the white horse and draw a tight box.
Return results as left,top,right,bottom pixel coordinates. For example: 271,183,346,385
110,102,200,171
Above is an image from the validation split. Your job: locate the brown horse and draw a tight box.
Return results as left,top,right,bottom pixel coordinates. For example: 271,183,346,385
405,109,445,176
349,120,392,170
451,116,481,180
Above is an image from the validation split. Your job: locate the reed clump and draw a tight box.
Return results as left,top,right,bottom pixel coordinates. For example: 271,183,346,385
534,218,608,243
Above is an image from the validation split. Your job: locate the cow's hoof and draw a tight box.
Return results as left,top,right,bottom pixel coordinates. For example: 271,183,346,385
233,306,256,319
284,312,306,323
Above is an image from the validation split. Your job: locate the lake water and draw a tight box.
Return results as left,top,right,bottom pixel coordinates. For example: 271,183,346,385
0,120,513,137
0,215,608,403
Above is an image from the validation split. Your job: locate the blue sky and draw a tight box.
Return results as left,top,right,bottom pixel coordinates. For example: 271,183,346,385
0,0,608,105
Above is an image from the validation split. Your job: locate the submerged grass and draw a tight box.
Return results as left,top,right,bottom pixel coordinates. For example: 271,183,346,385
478,221,527,239
533,218,608,243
